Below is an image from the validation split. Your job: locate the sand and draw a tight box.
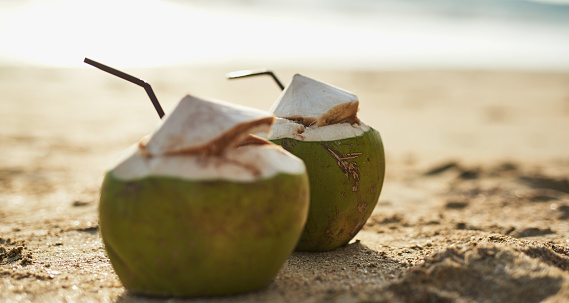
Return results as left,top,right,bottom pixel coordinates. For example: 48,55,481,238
1,66,569,302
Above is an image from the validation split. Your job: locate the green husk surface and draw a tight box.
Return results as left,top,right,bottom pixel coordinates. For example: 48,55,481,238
99,172,309,297
271,128,385,251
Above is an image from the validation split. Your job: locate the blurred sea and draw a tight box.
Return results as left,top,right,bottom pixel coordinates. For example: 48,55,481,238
0,0,568,70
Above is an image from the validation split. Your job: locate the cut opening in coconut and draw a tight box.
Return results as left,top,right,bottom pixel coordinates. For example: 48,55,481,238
269,118,370,141
141,95,275,156
110,94,306,181
268,74,368,141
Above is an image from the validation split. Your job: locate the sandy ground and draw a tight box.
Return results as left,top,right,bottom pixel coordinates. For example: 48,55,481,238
1,66,569,302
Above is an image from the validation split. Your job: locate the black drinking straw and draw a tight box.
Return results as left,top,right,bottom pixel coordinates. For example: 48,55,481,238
84,58,165,119
226,68,285,90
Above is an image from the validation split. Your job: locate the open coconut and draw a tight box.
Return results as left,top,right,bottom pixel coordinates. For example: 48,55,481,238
99,94,309,297
268,74,385,252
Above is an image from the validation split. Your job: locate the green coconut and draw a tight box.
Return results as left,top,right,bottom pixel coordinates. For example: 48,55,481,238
268,74,385,252
99,95,309,297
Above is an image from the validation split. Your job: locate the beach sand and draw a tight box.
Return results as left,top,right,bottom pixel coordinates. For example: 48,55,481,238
1,66,569,302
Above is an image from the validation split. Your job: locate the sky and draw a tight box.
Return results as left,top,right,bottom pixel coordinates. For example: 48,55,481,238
0,0,568,70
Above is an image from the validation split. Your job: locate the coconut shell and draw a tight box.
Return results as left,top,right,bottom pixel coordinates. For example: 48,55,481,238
99,171,309,296
99,94,310,296
272,128,385,251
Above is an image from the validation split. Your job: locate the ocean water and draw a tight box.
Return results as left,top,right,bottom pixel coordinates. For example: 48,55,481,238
0,0,568,70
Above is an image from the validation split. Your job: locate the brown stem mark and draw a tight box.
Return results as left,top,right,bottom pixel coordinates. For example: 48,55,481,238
322,143,362,192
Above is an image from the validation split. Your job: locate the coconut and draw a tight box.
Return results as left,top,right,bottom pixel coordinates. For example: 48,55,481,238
268,74,385,252
99,94,310,297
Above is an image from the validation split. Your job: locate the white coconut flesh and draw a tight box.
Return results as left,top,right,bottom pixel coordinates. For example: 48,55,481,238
268,74,369,141
110,94,306,181
269,118,370,141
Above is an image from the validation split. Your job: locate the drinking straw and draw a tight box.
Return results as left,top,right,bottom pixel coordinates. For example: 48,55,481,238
226,68,284,90
84,58,165,119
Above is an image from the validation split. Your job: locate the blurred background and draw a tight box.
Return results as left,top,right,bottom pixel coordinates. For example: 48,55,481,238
0,0,568,174
1,0,569,70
